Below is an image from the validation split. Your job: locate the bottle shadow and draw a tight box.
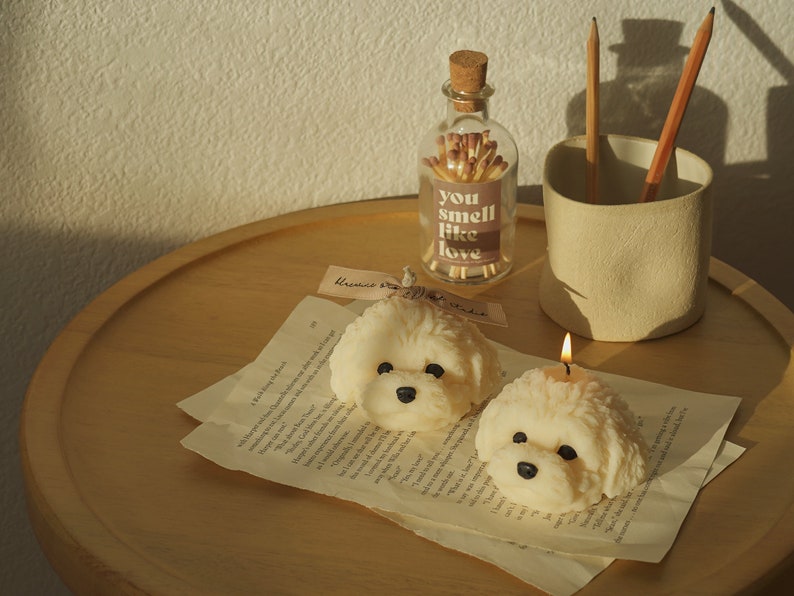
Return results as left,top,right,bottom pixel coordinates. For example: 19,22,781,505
565,17,727,173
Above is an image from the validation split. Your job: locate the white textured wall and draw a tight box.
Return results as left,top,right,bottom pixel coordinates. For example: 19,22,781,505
2,1,792,592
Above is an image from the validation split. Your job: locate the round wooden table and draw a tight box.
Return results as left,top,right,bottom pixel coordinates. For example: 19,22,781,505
21,198,794,594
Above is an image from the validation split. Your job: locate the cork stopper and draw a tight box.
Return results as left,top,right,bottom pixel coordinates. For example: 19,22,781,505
449,50,488,92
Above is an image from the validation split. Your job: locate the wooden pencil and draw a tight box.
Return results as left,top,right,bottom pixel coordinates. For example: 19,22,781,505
639,7,715,203
586,17,600,204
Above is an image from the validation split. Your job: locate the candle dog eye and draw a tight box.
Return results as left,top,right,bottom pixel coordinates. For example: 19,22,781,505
424,363,445,378
377,362,393,375
512,431,527,444
557,444,578,460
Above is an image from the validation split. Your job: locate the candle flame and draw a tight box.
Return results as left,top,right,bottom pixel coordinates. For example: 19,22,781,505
561,332,572,365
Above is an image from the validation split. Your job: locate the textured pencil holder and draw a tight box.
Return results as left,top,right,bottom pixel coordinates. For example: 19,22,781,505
539,134,713,342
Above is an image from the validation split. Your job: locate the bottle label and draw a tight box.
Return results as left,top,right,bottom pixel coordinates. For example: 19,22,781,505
432,179,501,266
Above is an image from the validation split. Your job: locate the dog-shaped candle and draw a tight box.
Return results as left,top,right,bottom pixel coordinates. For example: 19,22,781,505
329,295,501,432
475,336,648,513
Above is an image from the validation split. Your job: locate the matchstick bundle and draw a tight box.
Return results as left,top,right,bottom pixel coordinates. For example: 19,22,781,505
418,50,516,284
421,130,509,184
422,245,505,281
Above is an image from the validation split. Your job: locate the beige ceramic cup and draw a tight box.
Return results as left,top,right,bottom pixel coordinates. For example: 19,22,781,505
539,134,713,342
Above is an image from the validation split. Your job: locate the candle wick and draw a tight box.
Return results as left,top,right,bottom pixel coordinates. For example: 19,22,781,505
564,362,570,376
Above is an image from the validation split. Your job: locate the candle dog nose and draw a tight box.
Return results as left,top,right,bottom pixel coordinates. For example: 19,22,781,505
517,461,538,479
396,386,417,404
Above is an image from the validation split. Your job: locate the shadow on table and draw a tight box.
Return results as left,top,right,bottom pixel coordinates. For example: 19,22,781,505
1,222,184,595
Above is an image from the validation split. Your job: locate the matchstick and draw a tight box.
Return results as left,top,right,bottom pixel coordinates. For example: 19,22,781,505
422,131,508,183
446,149,460,178
421,157,454,182
485,158,507,181
436,135,447,169
473,158,489,182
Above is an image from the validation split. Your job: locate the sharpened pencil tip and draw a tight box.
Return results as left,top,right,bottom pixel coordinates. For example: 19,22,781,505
710,6,715,14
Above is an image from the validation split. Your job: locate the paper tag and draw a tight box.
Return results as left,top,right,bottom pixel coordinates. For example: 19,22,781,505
317,265,508,327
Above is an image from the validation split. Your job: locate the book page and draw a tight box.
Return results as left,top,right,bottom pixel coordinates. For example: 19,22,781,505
180,365,743,596
180,296,743,590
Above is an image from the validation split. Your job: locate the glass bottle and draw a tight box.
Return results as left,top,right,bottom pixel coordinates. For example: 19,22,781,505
418,50,517,284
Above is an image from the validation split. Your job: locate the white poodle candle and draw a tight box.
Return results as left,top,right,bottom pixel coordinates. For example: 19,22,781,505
329,296,501,432
475,335,648,513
